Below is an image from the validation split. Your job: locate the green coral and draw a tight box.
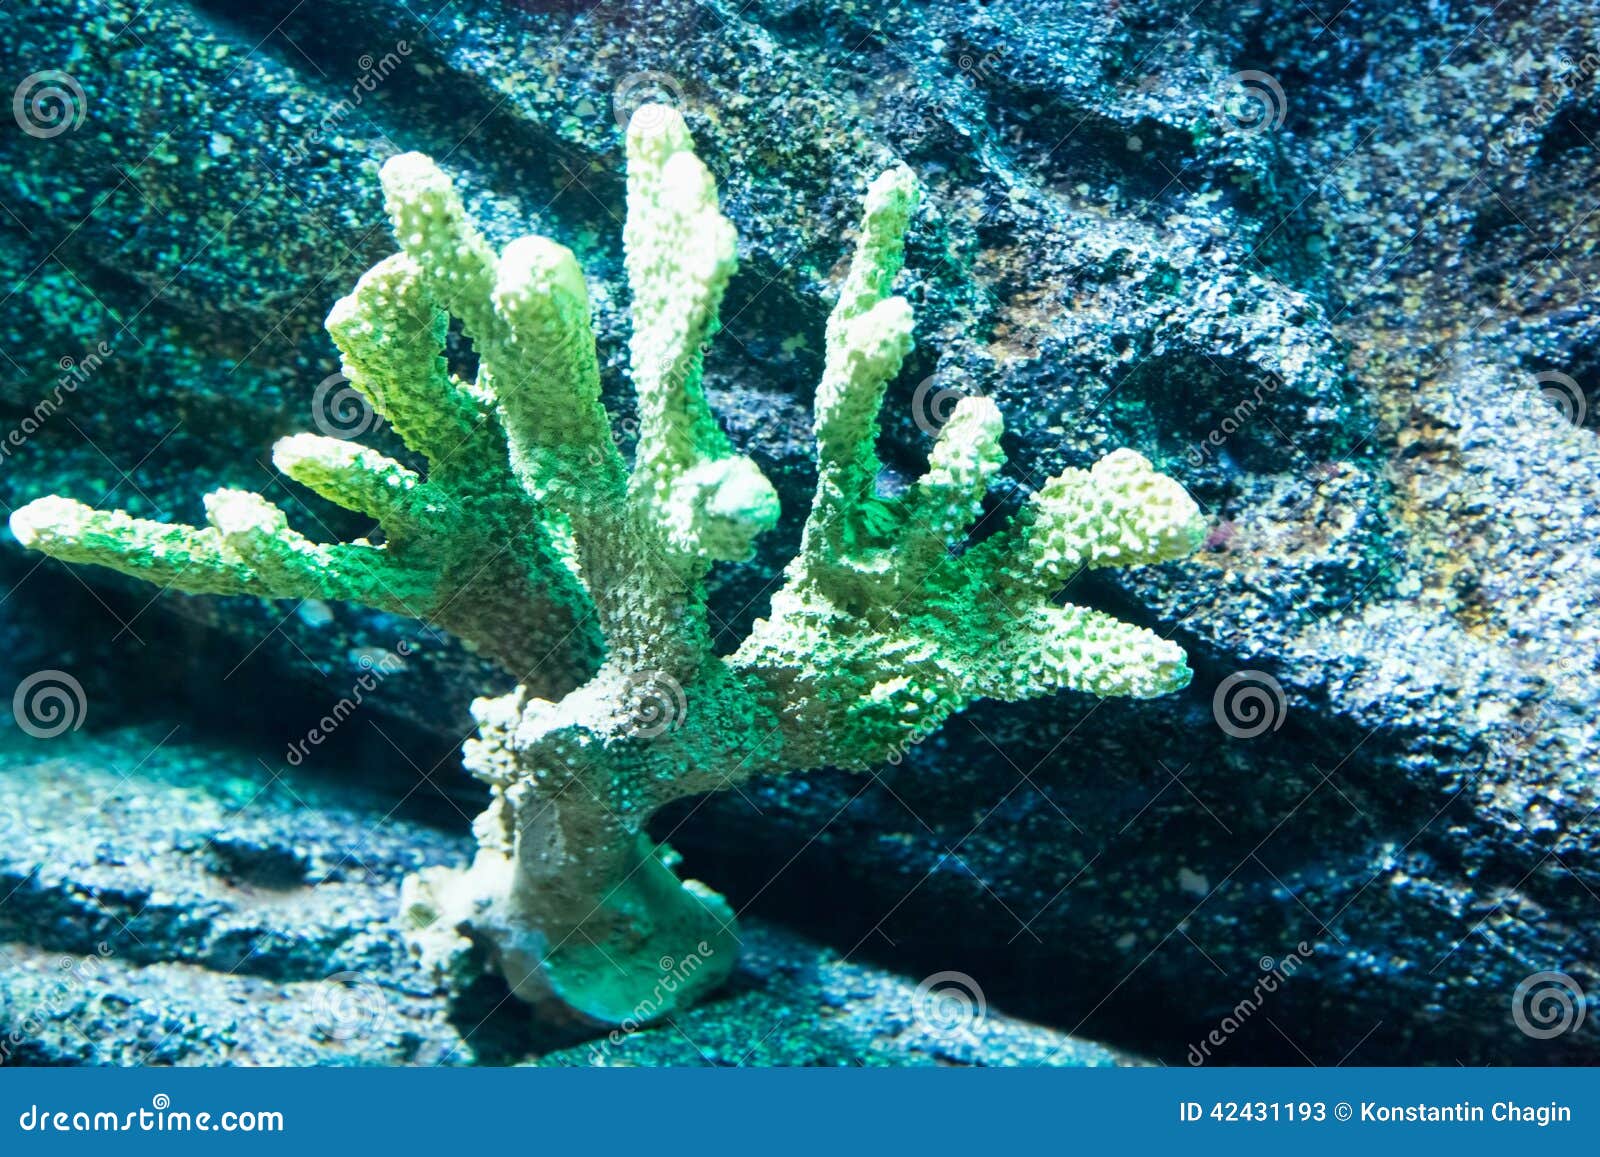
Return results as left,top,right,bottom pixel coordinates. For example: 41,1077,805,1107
9,106,1205,1026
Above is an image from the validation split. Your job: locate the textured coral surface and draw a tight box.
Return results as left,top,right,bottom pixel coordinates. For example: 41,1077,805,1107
10,105,1203,1025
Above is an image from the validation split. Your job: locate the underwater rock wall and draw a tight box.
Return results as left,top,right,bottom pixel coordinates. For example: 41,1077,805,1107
2,0,1597,1063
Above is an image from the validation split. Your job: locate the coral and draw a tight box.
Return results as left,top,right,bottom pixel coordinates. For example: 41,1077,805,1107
9,106,1205,1025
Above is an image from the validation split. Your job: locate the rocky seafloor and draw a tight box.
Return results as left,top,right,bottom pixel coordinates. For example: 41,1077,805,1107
1,0,1597,1065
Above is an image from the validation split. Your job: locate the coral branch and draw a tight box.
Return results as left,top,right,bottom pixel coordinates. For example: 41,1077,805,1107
271,434,424,533
10,103,1208,1029
324,254,482,471
10,496,265,596
623,113,779,566
799,166,920,596
970,449,1208,597
902,395,1007,567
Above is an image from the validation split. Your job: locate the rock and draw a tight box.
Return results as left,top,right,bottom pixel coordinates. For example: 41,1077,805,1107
0,728,1130,1066
1,0,1597,1063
